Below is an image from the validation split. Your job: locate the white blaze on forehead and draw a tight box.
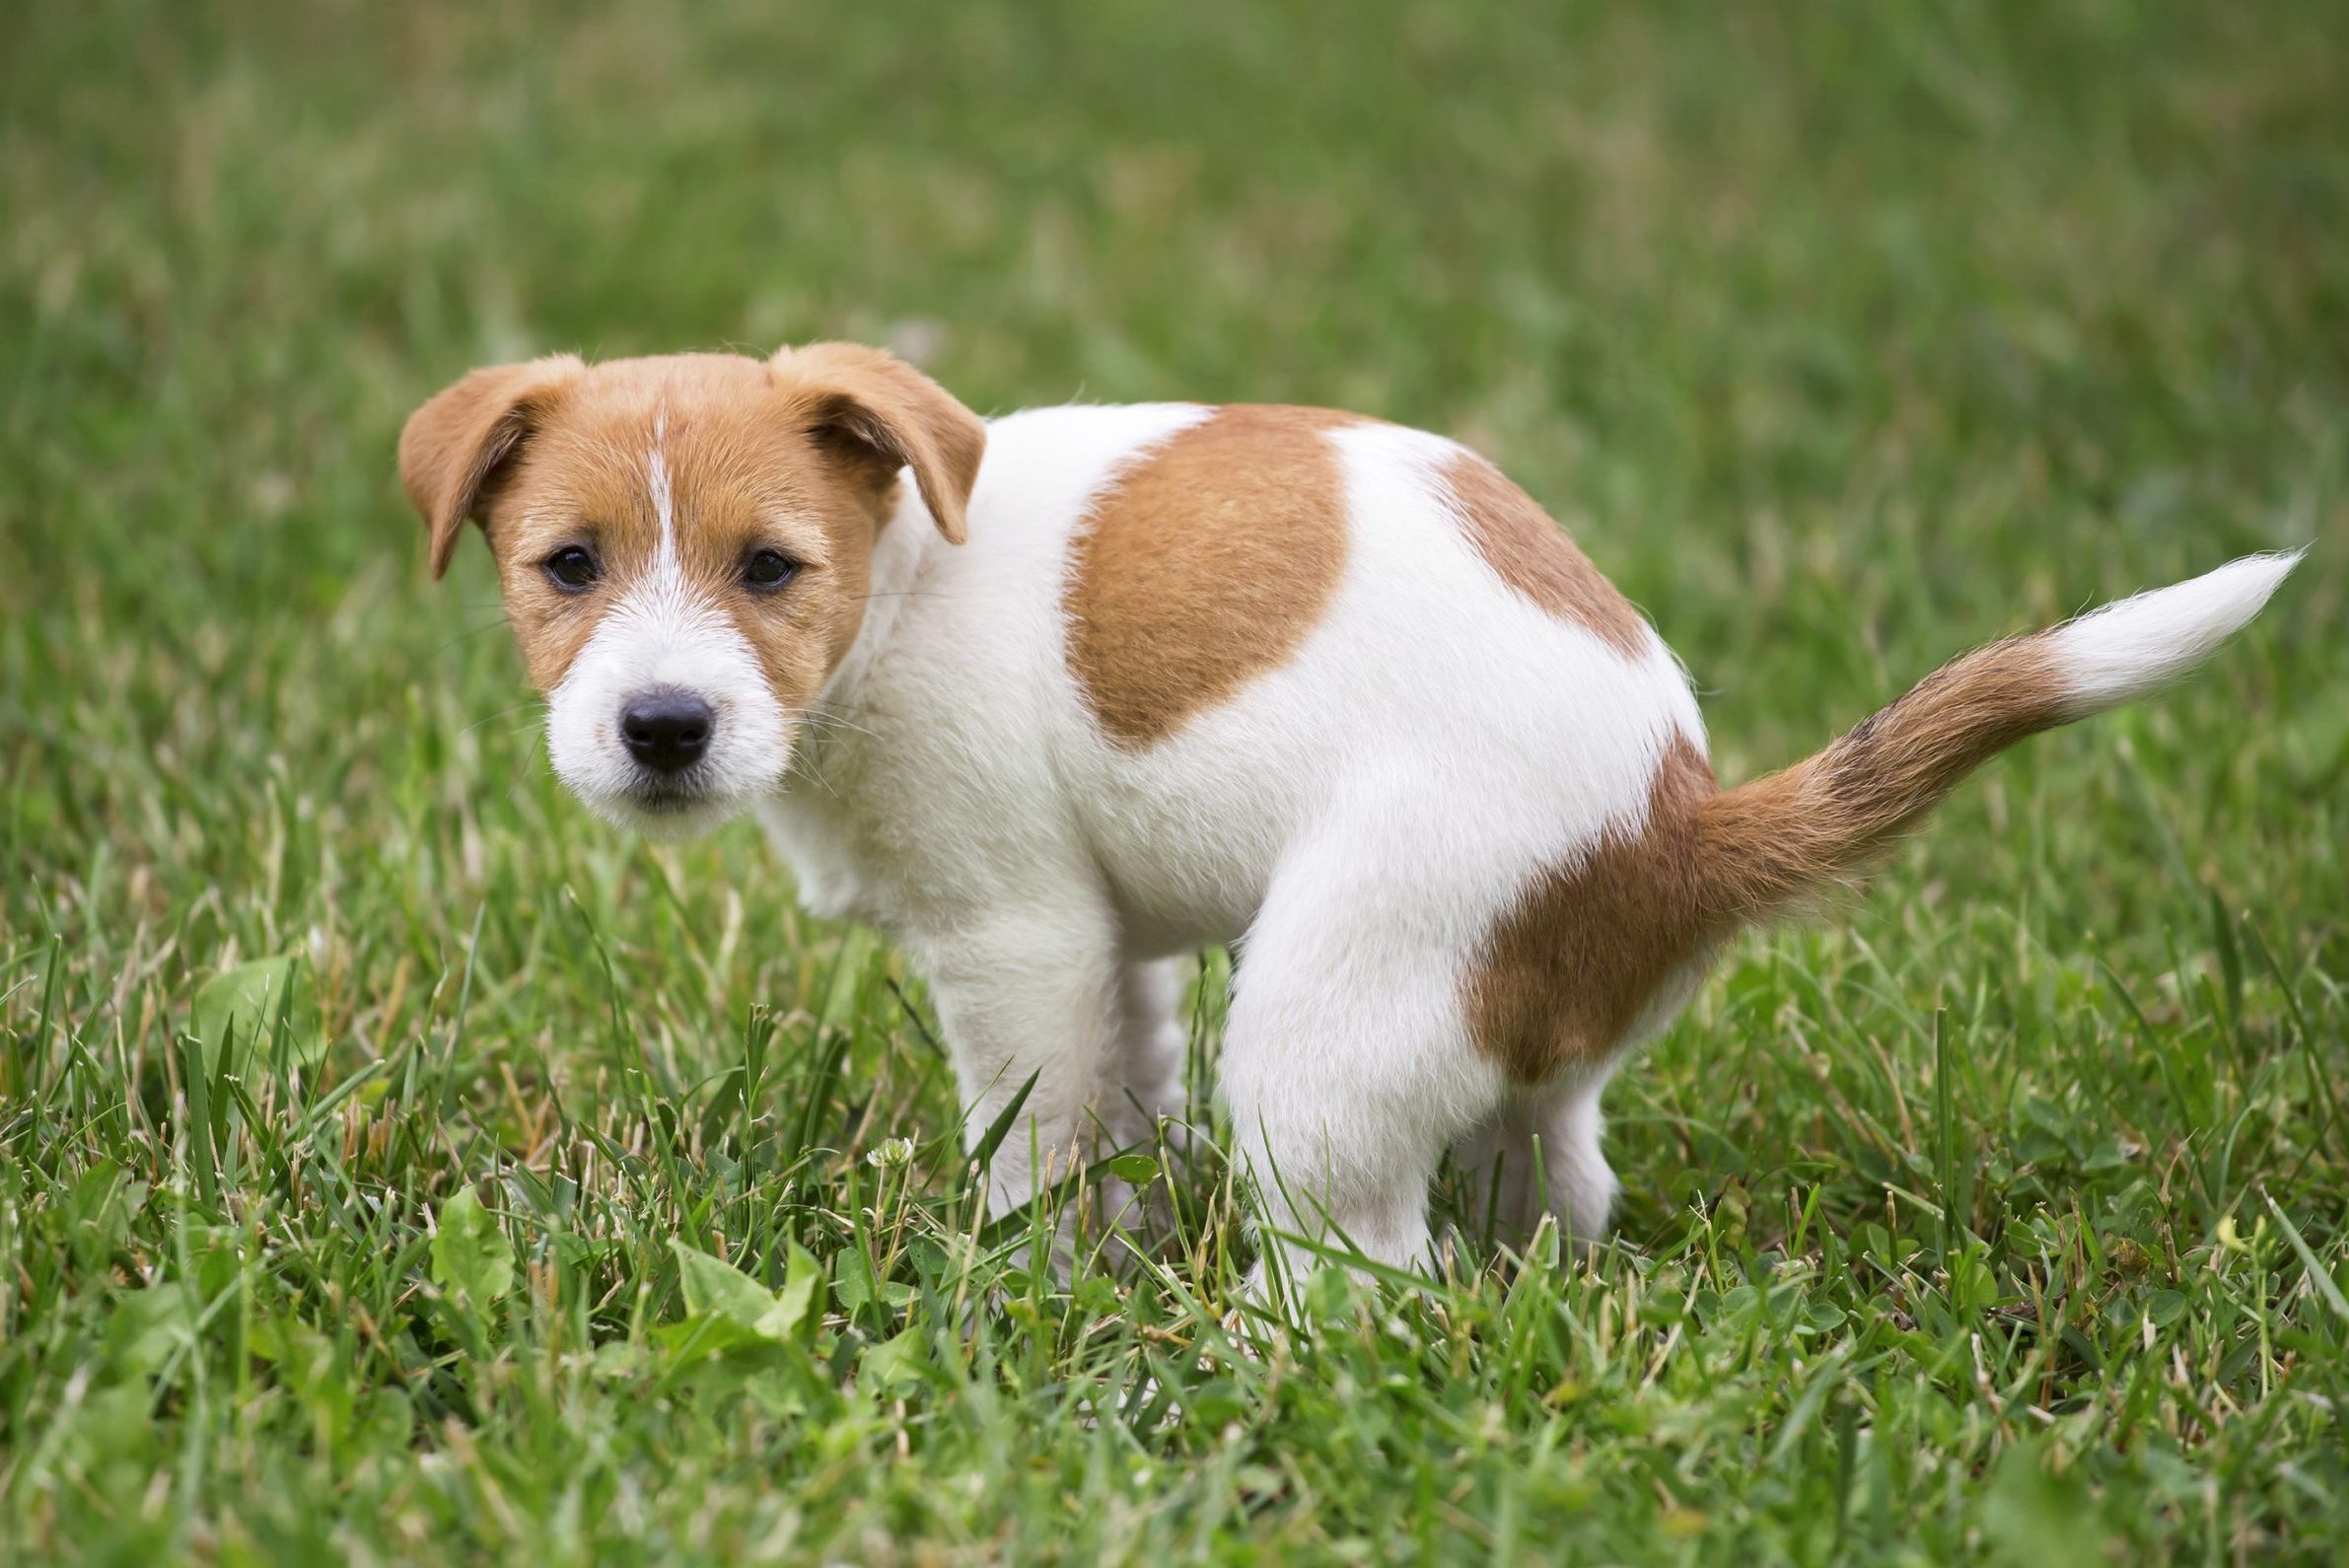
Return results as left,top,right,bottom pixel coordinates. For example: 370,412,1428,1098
538,410,793,836
649,412,678,569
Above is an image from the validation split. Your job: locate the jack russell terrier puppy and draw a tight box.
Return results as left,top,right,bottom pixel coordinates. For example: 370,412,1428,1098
400,343,2297,1286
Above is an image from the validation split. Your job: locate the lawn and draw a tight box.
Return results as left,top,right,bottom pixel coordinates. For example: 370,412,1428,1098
4,0,2347,1560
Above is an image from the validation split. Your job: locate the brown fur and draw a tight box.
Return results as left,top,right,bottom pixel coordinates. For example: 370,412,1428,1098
397,345,983,702
1064,405,1355,748
1442,451,1650,658
1465,635,2067,1083
398,354,586,579
1692,636,2063,922
1462,736,1719,1084
770,342,986,546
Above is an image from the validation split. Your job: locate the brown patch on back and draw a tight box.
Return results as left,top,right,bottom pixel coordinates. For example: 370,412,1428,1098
1462,737,1721,1084
1065,405,1354,748
1443,452,1648,658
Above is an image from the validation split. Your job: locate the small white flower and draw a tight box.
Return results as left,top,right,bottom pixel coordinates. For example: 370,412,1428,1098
866,1136,915,1171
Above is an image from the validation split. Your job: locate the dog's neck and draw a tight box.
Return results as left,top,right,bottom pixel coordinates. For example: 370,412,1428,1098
791,475,935,775
754,480,936,922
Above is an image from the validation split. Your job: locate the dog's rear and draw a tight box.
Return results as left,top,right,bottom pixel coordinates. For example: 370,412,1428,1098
1694,552,2301,924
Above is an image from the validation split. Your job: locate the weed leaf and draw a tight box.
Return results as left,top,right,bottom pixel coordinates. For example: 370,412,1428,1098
432,1185,516,1309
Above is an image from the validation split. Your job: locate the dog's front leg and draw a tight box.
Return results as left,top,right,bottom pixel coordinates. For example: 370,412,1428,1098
916,899,1125,1226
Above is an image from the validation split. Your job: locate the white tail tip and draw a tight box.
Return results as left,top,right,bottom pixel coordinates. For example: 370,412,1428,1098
2049,549,2302,717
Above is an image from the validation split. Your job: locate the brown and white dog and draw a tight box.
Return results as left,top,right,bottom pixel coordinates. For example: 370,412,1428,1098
400,344,2297,1286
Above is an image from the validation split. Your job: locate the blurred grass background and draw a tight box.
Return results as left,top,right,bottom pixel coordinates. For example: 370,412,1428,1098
4,0,2346,1561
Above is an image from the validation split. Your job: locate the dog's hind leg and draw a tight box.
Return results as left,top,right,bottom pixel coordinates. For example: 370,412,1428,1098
1451,1074,1620,1254
1218,834,1509,1298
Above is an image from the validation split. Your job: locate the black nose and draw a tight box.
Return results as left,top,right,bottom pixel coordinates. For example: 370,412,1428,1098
619,690,714,774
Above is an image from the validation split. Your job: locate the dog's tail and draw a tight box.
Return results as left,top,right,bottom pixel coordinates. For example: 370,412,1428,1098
1693,551,2301,924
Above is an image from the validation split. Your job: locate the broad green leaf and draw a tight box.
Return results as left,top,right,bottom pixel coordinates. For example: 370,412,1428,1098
107,1282,195,1376
669,1239,776,1329
1104,1153,1160,1183
191,955,325,1076
667,1240,823,1342
431,1185,516,1309
834,1247,880,1313
1981,1442,2106,1566
859,1324,928,1391
763,1244,825,1339
654,1313,771,1372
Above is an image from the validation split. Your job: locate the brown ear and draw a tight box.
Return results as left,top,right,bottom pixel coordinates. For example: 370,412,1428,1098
397,355,584,578
768,342,985,544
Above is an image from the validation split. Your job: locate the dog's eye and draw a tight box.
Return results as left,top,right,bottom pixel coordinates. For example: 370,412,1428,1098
743,549,800,593
542,546,601,593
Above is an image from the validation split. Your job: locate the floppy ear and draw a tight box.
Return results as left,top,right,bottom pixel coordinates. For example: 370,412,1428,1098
397,355,584,578
768,342,985,544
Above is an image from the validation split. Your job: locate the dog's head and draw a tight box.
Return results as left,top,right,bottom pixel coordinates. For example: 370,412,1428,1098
400,345,983,836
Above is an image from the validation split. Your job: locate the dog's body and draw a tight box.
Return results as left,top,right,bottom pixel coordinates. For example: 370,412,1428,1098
401,345,2296,1284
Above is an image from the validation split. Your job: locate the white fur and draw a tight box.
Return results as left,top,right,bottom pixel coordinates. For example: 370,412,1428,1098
534,396,2289,1290
2049,550,2301,719
745,406,1706,1283
543,431,793,836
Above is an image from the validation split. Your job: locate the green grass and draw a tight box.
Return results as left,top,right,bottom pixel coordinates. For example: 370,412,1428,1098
5,0,2347,1560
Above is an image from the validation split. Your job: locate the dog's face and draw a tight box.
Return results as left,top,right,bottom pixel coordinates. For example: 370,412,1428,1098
400,346,983,836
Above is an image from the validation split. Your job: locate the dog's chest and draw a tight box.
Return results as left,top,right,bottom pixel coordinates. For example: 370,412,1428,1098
751,790,883,925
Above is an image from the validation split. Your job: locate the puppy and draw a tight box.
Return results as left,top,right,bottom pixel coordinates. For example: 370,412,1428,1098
400,344,2297,1285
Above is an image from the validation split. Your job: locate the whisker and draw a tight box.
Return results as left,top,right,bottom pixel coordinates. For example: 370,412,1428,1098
797,710,885,747
462,699,548,739
434,614,515,655
785,749,846,802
